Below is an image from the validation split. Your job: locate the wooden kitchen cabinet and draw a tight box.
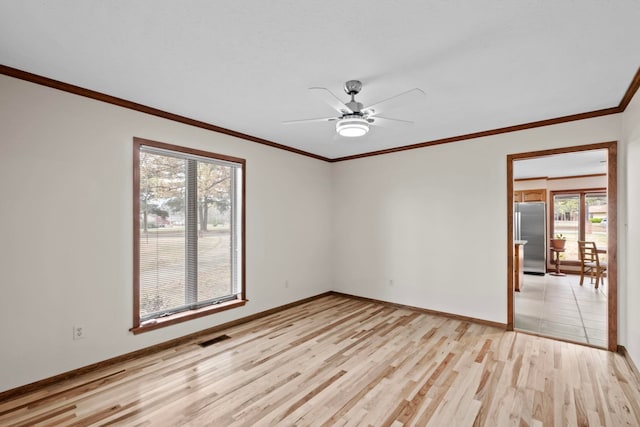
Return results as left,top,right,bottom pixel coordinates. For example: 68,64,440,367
514,189,546,203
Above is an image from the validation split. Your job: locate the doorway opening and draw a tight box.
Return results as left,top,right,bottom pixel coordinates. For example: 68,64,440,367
507,142,617,351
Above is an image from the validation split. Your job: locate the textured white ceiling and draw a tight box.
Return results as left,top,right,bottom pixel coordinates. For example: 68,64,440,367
513,149,607,179
1,1,639,159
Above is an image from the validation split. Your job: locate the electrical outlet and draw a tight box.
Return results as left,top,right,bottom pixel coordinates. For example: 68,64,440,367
73,325,86,340
389,279,394,287
285,280,289,288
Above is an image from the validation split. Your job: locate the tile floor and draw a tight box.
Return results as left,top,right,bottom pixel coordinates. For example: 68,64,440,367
514,273,608,347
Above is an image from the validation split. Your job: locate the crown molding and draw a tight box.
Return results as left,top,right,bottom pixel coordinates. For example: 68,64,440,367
330,107,621,162
2,64,638,163
332,67,638,162
0,64,330,162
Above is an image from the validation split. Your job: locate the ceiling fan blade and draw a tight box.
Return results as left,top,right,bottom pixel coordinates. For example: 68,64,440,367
282,116,338,125
309,87,353,114
368,116,413,127
362,88,425,116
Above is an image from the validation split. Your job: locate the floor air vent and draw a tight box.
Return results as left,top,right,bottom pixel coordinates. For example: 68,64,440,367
198,334,231,348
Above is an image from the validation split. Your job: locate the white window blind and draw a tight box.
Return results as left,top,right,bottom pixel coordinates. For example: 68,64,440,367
137,144,243,322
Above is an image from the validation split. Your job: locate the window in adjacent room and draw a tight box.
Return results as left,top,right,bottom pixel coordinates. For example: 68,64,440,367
132,137,245,333
551,189,607,263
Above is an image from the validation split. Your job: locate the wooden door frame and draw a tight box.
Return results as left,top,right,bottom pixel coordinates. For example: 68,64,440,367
507,141,617,351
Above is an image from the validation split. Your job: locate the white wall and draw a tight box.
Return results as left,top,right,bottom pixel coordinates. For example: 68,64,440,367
514,175,607,192
332,116,622,324
2,72,637,393
0,75,333,392
622,85,640,369
513,179,547,190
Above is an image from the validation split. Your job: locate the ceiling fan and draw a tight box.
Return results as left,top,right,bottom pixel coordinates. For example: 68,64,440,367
283,80,425,137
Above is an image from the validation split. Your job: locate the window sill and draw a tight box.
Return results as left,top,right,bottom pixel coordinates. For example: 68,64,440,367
130,298,248,335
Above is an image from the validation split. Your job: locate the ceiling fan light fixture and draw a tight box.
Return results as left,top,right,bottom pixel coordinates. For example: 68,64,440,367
336,116,369,137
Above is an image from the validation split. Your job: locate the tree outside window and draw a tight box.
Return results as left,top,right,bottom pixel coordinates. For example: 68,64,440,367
133,138,245,332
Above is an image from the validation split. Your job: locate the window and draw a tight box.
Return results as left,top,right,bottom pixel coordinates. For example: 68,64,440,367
132,138,245,333
552,189,607,263
553,193,580,260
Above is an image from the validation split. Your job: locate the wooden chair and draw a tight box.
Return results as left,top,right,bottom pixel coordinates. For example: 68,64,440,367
577,241,607,289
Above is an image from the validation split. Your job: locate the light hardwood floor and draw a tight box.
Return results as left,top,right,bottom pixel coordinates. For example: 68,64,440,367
1,294,640,426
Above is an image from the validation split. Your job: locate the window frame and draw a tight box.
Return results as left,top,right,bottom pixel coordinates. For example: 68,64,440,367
550,187,606,265
131,137,246,334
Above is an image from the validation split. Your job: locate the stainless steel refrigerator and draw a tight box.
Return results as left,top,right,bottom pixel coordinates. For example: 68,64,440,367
514,202,546,275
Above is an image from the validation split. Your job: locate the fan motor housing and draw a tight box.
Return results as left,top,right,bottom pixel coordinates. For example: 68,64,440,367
344,80,362,95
